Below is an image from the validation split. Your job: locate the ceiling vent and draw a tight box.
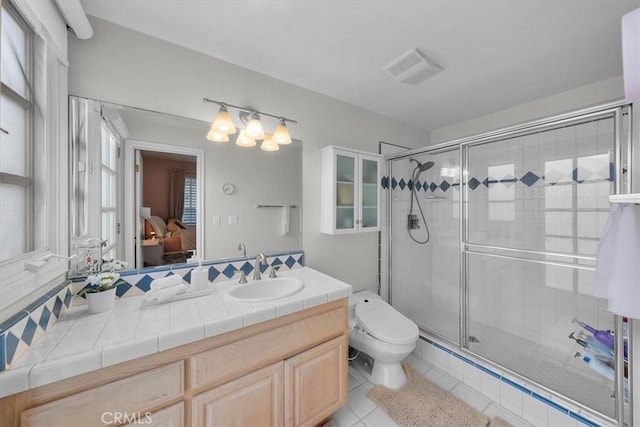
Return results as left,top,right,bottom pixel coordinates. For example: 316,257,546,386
384,48,442,85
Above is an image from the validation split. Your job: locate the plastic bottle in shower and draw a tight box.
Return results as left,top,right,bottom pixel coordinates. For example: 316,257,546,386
573,318,627,359
582,353,615,381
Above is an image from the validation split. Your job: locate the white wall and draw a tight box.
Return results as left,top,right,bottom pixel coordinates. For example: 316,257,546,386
431,77,625,144
68,17,429,292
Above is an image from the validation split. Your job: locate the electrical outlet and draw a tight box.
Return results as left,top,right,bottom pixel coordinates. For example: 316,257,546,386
228,216,238,225
212,215,221,226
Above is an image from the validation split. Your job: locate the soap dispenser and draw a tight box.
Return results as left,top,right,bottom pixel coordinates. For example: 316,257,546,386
190,258,209,292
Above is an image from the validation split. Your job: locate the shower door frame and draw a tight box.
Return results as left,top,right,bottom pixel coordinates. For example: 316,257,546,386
385,100,634,426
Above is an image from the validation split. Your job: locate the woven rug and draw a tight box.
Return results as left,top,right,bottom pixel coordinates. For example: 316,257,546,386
366,364,512,427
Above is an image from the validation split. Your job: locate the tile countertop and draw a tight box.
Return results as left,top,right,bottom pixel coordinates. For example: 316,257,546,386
0,267,352,399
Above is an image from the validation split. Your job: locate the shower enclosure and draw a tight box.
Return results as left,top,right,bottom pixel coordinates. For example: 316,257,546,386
385,102,634,425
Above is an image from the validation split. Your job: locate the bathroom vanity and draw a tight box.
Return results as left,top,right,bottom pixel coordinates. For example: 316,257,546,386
0,267,350,427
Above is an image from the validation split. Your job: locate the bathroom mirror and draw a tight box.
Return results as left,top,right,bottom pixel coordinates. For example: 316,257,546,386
69,96,302,276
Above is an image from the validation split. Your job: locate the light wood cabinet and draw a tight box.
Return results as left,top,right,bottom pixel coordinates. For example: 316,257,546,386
192,362,284,427
321,146,381,234
285,336,348,427
0,298,348,427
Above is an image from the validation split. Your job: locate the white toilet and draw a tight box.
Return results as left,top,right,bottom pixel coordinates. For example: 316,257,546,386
348,290,419,389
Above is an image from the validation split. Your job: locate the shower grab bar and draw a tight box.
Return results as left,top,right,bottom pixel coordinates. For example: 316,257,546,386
464,243,596,262
255,204,298,208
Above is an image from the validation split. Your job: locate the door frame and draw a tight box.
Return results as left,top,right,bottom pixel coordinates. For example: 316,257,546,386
124,139,205,268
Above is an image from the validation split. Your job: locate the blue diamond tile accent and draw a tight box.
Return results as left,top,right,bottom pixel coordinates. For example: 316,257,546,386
0,334,5,372
500,178,517,183
5,332,19,364
115,283,132,297
520,171,540,186
38,306,51,331
21,318,38,346
415,181,422,191
398,178,406,190
208,266,220,282
468,178,481,190
135,275,154,293
270,258,283,267
285,256,296,268
64,289,72,308
440,181,451,192
298,253,305,266
391,177,397,189
430,182,438,192
572,168,583,184
222,264,237,279
407,179,414,190
240,262,253,275
482,178,490,187
609,163,615,181
381,176,388,189
183,270,192,283
52,297,63,319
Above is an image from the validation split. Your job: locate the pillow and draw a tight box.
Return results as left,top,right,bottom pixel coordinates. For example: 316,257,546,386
169,218,187,229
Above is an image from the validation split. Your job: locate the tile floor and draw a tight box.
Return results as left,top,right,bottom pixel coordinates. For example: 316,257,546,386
334,354,533,427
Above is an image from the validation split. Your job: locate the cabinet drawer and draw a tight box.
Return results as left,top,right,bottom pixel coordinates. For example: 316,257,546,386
191,307,346,390
123,402,184,427
21,361,184,427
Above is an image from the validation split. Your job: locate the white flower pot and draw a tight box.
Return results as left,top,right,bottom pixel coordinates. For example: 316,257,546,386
86,287,117,313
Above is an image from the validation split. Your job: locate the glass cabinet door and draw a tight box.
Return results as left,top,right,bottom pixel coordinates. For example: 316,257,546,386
360,156,379,230
335,154,356,230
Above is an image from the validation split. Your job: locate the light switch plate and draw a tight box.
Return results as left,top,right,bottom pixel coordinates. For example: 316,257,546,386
212,215,221,226
228,216,238,225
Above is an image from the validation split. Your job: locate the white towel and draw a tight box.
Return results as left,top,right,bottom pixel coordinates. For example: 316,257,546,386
281,205,290,236
150,274,183,290
594,204,640,319
145,283,188,303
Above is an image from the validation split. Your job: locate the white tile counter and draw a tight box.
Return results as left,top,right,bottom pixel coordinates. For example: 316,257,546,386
0,267,351,398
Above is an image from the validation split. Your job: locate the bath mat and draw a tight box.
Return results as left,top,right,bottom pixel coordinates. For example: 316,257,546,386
366,364,512,427
321,418,337,427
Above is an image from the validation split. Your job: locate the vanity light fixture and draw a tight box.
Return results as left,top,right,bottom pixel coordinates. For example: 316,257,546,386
203,98,297,151
260,135,279,152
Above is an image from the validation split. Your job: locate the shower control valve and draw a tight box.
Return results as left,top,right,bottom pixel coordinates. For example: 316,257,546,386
408,214,420,230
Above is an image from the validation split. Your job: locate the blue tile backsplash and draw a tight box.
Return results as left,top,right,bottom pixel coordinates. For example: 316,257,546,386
0,250,304,372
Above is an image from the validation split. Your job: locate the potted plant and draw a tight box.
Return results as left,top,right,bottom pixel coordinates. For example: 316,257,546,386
78,259,127,313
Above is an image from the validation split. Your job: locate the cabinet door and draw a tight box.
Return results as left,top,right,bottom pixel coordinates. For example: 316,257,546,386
335,152,357,232
123,402,184,427
192,362,283,427
358,154,380,232
284,335,348,427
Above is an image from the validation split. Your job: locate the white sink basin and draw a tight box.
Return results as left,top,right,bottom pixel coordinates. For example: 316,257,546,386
226,277,304,303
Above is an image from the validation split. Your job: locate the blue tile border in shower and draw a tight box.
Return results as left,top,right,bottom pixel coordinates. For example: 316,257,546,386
420,336,605,427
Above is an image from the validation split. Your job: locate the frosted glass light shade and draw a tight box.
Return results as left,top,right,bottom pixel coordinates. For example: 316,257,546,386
622,7,640,101
272,120,292,145
236,129,256,147
206,126,230,142
260,135,279,152
246,113,265,140
211,107,237,134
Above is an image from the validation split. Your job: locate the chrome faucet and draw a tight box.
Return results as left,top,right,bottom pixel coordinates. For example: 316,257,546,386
253,252,267,280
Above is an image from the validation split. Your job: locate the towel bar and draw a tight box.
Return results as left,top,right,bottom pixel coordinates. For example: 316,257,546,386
255,204,298,208
609,194,640,204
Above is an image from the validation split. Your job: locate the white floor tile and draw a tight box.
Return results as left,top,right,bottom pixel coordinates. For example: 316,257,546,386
404,354,433,374
422,366,458,391
362,408,398,427
350,422,366,427
450,383,491,413
347,383,377,418
333,404,359,427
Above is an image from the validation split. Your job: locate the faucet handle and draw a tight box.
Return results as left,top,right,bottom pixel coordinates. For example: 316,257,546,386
236,269,248,284
268,264,280,279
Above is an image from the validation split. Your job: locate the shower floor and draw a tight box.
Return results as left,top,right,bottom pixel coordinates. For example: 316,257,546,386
407,307,617,419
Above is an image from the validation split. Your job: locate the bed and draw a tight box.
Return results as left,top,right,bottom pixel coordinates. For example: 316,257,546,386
145,216,196,255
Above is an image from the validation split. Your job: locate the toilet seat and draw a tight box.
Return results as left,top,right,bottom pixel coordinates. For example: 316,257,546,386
355,299,418,345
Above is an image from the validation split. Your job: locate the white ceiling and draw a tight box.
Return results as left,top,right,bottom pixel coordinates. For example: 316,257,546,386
79,0,640,131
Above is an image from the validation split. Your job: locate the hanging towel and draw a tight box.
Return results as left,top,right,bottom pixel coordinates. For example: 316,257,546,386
594,204,640,319
281,205,290,236
145,283,188,303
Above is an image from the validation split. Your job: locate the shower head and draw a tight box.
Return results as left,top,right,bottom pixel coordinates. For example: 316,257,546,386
410,158,435,176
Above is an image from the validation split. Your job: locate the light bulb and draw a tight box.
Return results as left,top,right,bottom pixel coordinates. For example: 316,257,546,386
246,113,265,140
260,135,279,152
235,129,256,147
211,106,237,134
272,119,292,145
206,126,230,142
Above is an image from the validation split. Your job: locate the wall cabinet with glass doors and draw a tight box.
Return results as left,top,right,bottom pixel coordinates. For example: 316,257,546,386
321,146,381,234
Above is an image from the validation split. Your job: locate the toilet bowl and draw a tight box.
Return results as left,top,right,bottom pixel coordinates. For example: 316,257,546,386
348,291,419,389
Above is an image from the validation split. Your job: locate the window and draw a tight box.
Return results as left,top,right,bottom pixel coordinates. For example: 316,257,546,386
182,176,197,225
0,4,32,261
101,123,120,260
